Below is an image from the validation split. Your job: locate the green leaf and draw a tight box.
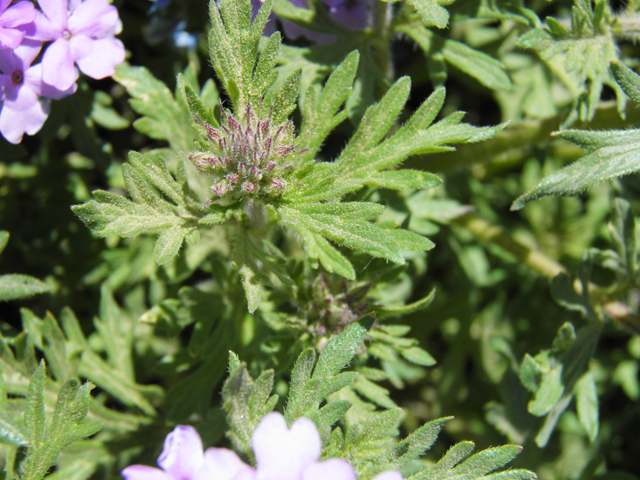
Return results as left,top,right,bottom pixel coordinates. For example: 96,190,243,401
296,51,359,164
575,371,599,441
335,86,505,186
179,74,219,128
209,0,275,111
0,230,9,255
0,376,28,446
73,152,201,265
113,64,192,151
405,0,451,29
21,363,102,480
0,275,52,302
285,318,373,424
400,347,437,367
294,228,355,280
397,24,511,91
279,204,433,265
222,364,276,455
452,445,523,477
528,366,564,416
516,0,622,121
519,354,542,393
314,315,373,378
153,227,188,265
232,232,263,313
25,363,46,452
512,127,640,209
611,61,640,107
393,417,452,465
366,170,442,191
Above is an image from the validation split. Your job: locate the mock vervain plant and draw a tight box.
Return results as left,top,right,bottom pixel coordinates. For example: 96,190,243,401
3,0,640,479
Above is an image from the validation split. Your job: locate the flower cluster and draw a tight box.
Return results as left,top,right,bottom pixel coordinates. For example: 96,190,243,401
122,412,403,480
0,0,125,143
188,103,296,205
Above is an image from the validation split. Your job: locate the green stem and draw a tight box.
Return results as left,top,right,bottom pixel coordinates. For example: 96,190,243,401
370,0,394,84
453,212,640,334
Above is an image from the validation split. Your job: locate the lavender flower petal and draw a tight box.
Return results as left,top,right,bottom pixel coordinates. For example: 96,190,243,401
121,465,173,480
157,426,205,479
41,37,78,90
301,458,357,480
75,37,125,79
252,413,322,480
199,448,257,480
0,1,36,49
68,0,119,37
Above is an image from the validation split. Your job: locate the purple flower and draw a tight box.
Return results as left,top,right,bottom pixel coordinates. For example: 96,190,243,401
280,0,370,43
0,39,73,143
122,413,403,480
30,0,125,91
121,425,254,480
0,0,36,49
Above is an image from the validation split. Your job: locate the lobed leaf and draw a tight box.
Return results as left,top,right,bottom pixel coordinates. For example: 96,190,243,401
0,275,52,302
512,127,640,209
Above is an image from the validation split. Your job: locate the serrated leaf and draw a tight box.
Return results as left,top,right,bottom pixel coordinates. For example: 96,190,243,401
0,275,52,302
512,128,640,209
575,371,599,441
113,64,192,151
222,364,276,455
394,417,451,465
611,61,640,107
336,85,505,185
279,204,432,264
21,363,101,480
515,0,621,122
295,228,355,280
153,227,188,265
400,347,437,366
353,376,396,409
233,232,263,313
179,74,219,128
397,24,511,90
0,377,28,446
25,362,46,452
296,50,359,164
366,170,442,190
377,289,436,319
314,316,373,378
451,445,523,477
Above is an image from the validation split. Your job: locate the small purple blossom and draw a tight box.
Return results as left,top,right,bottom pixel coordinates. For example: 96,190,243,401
0,39,73,143
30,0,125,91
0,0,36,49
122,413,403,480
279,0,371,43
121,425,254,480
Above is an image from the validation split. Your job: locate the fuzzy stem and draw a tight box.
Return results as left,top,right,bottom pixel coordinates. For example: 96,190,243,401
453,212,640,334
370,0,394,84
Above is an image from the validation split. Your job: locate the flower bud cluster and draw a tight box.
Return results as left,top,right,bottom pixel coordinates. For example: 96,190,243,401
188,102,296,205
304,273,372,336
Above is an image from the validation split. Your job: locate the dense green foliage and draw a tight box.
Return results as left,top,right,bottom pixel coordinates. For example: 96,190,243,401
2,0,640,479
